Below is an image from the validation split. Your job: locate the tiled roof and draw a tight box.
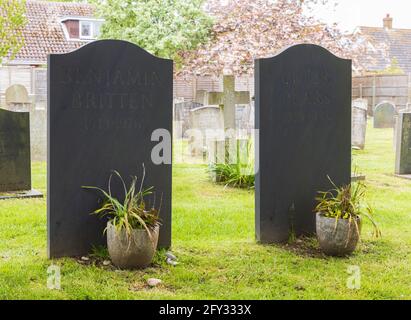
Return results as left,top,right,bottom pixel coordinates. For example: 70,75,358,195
8,0,95,65
357,26,411,74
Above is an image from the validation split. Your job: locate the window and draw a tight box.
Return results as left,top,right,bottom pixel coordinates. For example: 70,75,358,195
80,21,93,39
62,18,104,40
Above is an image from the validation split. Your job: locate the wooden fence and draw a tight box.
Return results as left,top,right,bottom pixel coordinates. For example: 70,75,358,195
352,74,411,115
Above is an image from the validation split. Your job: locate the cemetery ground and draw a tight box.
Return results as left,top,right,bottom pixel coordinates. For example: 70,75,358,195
0,121,410,300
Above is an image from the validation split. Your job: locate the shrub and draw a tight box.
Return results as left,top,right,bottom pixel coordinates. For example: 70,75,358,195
209,160,255,189
82,165,161,239
208,138,255,189
315,177,381,238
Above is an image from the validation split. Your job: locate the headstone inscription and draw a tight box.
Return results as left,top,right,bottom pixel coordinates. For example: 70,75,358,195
395,112,411,177
48,40,173,258
352,99,368,150
255,44,351,243
374,101,396,128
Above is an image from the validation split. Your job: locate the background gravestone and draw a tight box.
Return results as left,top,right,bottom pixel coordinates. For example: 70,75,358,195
188,105,224,156
0,109,31,192
236,102,254,138
395,112,411,176
195,90,209,105
5,84,30,106
352,98,368,150
48,40,173,258
174,101,202,137
255,44,351,243
4,83,47,162
207,75,250,131
374,101,396,128
394,114,399,151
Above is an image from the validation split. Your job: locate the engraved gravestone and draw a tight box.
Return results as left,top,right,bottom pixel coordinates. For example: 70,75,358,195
395,112,411,176
352,99,368,150
0,109,31,192
48,40,172,258
255,44,351,243
374,101,396,128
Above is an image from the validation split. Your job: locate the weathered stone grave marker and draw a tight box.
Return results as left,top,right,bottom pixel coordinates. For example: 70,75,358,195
352,98,367,150
195,90,209,105
5,84,30,107
255,44,351,243
48,40,172,258
395,112,411,178
174,101,202,137
237,101,254,138
208,75,250,131
374,101,396,128
0,109,42,199
188,105,224,156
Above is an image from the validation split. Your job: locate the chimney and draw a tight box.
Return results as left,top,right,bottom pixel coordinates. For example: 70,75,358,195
383,14,393,29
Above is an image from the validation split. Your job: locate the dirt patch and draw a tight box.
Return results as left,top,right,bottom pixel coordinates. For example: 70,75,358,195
129,280,175,293
279,236,327,259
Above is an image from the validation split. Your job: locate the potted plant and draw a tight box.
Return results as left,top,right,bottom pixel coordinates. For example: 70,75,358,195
315,178,380,256
83,166,161,269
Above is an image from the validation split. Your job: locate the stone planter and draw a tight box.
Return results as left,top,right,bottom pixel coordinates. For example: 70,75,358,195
107,221,159,269
316,212,361,256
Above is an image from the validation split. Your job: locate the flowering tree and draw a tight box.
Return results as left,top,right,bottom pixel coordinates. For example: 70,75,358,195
94,0,213,65
178,0,364,76
0,0,26,64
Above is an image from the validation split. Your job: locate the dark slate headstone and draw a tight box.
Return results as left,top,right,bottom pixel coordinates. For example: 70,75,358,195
374,101,396,128
48,40,173,258
255,44,351,243
395,112,411,175
0,109,31,192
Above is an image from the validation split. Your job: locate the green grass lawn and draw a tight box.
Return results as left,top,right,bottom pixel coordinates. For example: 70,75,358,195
0,120,410,299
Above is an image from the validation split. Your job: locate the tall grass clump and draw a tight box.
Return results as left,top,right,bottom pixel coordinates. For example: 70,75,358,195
208,139,255,189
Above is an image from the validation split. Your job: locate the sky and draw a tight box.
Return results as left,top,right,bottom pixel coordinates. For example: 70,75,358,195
309,0,411,32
